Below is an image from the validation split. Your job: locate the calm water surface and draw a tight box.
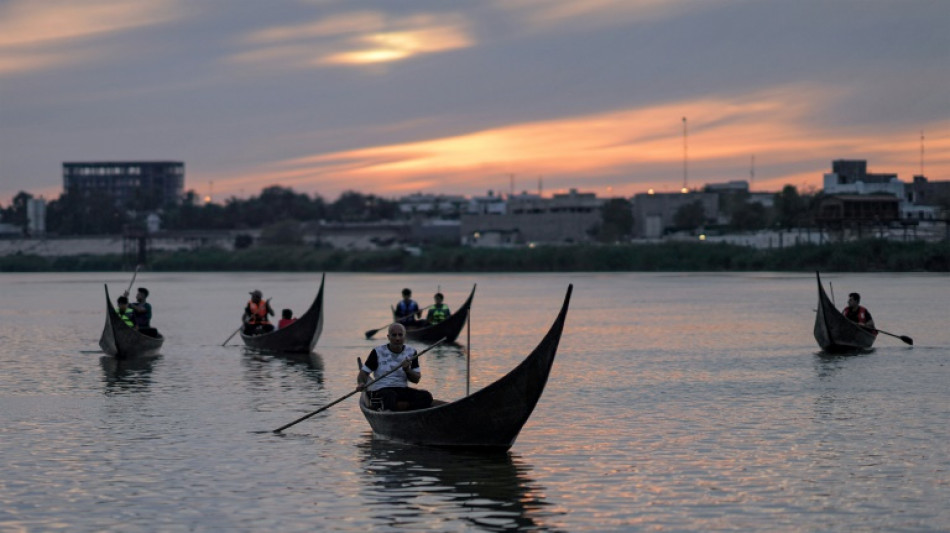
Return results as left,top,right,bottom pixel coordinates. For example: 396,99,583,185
1,272,948,532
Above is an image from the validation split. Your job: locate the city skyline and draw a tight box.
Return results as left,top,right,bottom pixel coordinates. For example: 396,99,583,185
1,0,948,205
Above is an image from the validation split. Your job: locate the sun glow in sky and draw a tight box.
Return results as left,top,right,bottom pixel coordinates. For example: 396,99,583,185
1,1,948,203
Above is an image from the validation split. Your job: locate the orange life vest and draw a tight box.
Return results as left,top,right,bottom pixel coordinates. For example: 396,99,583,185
247,300,271,324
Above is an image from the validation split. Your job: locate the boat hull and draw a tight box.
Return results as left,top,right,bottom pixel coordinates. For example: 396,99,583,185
99,285,164,359
813,272,876,353
361,284,571,450
400,285,475,343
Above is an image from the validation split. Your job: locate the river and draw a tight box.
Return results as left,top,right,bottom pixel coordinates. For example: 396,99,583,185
1,272,948,532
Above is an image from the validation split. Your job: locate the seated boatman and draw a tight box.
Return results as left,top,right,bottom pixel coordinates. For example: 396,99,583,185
124,287,156,336
425,292,451,325
356,323,433,411
842,292,876,331
393,288,425,328
116,296,135,328
243,289,275,335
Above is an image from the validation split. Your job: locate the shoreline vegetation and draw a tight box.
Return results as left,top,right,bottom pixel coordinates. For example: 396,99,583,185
1,239,948,273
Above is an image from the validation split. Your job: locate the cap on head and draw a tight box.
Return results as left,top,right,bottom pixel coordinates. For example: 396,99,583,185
137,287,149,297
250,289,262,298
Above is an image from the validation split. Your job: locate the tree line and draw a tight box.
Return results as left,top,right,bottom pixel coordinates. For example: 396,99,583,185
0,186,400,236
1,183,818,240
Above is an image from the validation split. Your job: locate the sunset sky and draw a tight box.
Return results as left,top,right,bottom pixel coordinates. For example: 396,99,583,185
1,0,948,205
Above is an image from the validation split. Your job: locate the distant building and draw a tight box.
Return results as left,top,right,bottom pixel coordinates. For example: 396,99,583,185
461,189,603,246
27,198,46,236
703,180,749,194
397,193,468,218
466,190,507,215
823,159,904,198
632,191,718,238
63,161,185,210
911,175,950,211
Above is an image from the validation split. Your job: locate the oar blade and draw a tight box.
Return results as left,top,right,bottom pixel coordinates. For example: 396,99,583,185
900,335,913,345
364,329,378,339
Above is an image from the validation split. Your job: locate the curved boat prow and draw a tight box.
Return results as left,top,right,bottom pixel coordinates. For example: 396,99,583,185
359,283,573,450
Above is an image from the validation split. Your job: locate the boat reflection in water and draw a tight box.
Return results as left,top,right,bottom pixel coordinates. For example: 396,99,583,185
357,439,559,531
241,349,326,387
99,353,161,394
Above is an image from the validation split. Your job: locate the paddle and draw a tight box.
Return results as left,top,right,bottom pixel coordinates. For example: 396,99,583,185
272,337,447,433
364,305,433,339
221,325,242,346
859,324,913,345
123,264,141,296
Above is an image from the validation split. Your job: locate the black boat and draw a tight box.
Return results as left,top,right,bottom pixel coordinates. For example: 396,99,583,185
814,272,876,352
241,274,325,353
398,285,475,343
99,285,164,359
360,284,571,450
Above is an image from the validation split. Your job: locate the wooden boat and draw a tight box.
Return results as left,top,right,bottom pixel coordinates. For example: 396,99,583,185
397,285,475,343
99,285,164,359
240,273,325,353
360,284,572,450
813,272,876,352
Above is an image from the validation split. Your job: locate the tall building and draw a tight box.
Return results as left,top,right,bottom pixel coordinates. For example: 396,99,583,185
823,159,901,196
62,161,184,209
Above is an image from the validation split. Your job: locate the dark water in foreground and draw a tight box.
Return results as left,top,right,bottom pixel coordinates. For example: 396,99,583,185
1,272,948,532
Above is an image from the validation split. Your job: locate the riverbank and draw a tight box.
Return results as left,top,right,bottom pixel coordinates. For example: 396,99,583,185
2,239,948,273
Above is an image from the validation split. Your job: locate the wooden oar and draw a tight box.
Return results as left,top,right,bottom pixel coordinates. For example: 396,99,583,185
221,325,243,346
124,264,141,296
272,337,446,433
860,324,913,345
364,305,432,339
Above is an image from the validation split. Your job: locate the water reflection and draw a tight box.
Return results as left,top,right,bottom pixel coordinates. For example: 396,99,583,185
358,439,562,532
241,349,325,389
99,354,160,394
428,343,467,358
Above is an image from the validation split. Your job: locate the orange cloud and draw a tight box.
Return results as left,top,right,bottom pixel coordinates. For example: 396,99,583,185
196,84,950,200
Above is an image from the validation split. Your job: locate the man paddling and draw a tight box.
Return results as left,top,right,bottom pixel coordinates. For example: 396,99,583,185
356,323,432,411
842,292,876,331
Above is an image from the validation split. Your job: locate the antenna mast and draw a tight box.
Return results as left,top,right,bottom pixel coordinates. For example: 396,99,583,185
682,117,688,192
920,131,925,177
750,155,755,188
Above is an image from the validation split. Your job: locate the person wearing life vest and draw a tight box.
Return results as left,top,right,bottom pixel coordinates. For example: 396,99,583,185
425,292,451,325
393,288,425,328
116,296,135,328
842,292,876,332
243,289,275,335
